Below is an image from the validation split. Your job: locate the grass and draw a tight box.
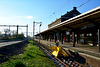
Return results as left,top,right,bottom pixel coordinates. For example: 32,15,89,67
0,40,57,67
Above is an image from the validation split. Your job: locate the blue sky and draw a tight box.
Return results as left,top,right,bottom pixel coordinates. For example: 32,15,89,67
0,0,100,36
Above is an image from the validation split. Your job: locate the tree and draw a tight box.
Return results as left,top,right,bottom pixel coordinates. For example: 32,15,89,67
0,31,2,39
17,33,25,39
3,29,10,38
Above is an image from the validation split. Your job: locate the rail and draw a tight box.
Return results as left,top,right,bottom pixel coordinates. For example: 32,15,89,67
34,41,86,67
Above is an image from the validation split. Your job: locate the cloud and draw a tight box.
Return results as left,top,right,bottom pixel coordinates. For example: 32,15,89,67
24,16,34,19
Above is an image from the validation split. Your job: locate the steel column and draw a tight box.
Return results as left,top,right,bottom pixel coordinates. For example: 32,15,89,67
50,35,51,42
61,33,63,44
45,34,46,40
84,33,87,44
68,35,70,43
92,33,96,46
33,22,35,40
76,33,80,44
55,33,57,43
17,25,19,37
26,25,28,38
47,34,48,41
98,29,100,52
73,32,75,47
59,33,61,41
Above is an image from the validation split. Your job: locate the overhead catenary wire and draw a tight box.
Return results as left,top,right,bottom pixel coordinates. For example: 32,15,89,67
52,0,70,15
44,0,70,21
44,0,92,23
77,0,92,8
52,0,92,15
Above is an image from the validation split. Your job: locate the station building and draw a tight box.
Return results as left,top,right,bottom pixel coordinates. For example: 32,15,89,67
35,6,100,51
48,7,81,28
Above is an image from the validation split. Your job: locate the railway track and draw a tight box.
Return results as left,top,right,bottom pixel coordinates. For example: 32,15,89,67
34,41,87,67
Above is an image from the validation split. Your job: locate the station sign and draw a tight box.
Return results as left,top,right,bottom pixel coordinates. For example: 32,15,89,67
56,32,59,37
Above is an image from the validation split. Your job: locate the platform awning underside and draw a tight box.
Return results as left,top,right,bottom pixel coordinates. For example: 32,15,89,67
35,6,100,35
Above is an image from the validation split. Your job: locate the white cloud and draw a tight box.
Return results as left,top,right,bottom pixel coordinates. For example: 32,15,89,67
24,16,34,19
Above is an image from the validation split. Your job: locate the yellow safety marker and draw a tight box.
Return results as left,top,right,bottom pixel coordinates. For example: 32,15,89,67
50,46,67,58
52,47,60,58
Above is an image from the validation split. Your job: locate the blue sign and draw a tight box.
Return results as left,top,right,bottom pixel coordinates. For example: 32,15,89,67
56,33,59,37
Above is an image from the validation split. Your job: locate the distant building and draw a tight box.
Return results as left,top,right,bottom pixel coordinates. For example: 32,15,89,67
48,7,81,28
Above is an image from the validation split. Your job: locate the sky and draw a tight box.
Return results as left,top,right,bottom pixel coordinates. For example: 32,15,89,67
0,0,100,37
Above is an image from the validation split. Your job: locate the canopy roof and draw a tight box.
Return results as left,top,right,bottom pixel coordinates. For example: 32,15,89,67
35,6,100,35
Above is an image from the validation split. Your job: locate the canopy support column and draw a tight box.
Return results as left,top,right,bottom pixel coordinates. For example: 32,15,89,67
73,31,75,47
54,33,57,43
98,29,100,52
61,33,64,44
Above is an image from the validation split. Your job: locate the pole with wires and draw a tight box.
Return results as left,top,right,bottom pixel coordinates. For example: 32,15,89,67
33,21,35,42
39,23,42,47
33,21,42,46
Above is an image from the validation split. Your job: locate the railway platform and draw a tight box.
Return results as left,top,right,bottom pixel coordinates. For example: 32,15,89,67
35,39,100,67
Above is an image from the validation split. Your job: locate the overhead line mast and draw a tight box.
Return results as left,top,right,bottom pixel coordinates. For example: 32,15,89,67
0,25,28,37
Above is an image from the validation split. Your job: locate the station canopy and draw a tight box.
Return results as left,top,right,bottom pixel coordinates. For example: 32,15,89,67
35,6,100,36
